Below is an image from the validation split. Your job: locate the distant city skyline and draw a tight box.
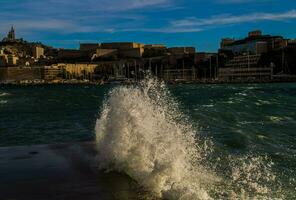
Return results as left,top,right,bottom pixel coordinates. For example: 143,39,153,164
0,0,295,51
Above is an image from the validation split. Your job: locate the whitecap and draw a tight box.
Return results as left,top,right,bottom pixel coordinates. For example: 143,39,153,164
236,92,247,96
0,100,8,104
202,104,214,108
0,92,10,97
268,116,284,123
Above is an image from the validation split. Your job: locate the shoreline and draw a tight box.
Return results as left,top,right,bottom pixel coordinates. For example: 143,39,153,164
1,79,296,86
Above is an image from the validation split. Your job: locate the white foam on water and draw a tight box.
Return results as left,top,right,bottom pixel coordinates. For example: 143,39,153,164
95,78,282,200
0,92,10,97
95,78,218,199
268,116,285,123
201,104,214,108
0,100,8,104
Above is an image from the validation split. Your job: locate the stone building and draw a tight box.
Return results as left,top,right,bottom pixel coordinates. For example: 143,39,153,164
7,55,18,66
220,30,287,55
168,47,196,55
79,43,100,51
100,42,144,58
33,46,44,59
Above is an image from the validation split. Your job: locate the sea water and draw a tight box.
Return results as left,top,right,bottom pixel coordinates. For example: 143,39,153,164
0,81,295,199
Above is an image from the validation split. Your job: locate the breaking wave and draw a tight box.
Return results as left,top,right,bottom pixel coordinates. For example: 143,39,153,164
0,100,8,104
0,92,10,97
95,78,281,199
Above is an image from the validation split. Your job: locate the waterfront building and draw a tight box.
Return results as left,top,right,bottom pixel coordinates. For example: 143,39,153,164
218,67,273,81
218,54,272,81
217,30,289,81
220,30,287,55
168,47,196,55
288,39,296,46
79,43,100,51
225,54,261,68
0,67,42,82
220,38,235,49
194,52,219,79
54,63,98,80
144,44,166,49
95,49,118,58
101,42,144,50
42,66,61,81
163,68,196,81
100,42,145,58
120,48,144,58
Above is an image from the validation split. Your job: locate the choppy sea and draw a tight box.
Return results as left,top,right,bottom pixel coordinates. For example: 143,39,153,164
0,81,295,199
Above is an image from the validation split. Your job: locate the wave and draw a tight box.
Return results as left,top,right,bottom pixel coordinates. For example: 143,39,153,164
95,78,281,199
0,100,8,104
0,92,10,97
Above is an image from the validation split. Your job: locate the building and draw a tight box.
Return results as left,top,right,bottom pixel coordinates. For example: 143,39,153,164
0,49,8,67
144,44,166,49
218,54,272,81
218,67,272,81
42,66,61,81
79,43,100,51
288,39,296,46
0,67,42,82
33,46,44,59
220,38,235,48
7,55,18,66
255,42,268,54
195,52,216,63
58,49,83,58
2,26,16,42
225,54,261,68
101,42,144,50
100,42,145,58
57,49,90,62
120,48,144,58
248,30,262,37
220,30,287,55
194,52,219,79
217,30,289,81
95,49,118,58
0,55,7,67
168,47,196,55
55,63,98,79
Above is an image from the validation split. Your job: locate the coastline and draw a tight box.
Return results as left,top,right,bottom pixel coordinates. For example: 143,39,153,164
1,78,296,86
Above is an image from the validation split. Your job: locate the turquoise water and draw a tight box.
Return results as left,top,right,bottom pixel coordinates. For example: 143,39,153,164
0,83,295,198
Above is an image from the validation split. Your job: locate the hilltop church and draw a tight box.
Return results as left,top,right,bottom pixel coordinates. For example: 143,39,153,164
1,26,24,44
2,26,16,42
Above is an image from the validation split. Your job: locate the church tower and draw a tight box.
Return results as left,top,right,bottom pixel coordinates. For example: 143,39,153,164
7,26,16,41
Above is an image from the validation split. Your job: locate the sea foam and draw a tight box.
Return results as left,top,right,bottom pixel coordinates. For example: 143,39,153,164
0,92,10,97
95,78,281,199
95,78,217,199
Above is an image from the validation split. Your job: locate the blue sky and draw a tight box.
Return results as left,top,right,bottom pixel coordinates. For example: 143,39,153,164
0,0,295,51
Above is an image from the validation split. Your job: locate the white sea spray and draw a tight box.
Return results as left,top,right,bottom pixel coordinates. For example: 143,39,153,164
95,78,281,199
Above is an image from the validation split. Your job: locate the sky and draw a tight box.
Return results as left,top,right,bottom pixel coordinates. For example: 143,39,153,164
0,0,295,51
